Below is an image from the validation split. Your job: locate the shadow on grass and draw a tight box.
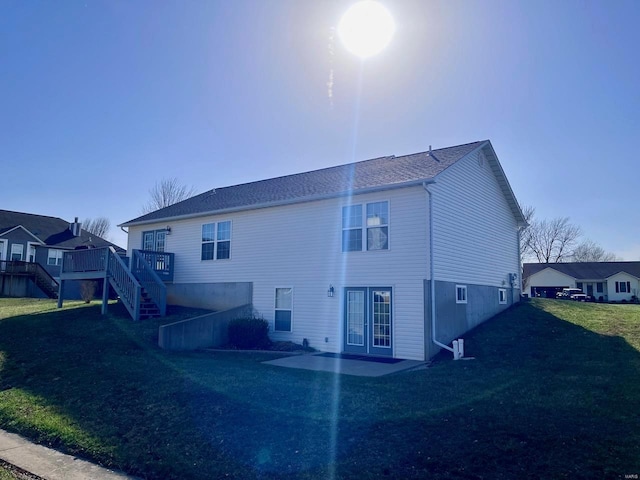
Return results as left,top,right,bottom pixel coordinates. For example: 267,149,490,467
0,299,638,479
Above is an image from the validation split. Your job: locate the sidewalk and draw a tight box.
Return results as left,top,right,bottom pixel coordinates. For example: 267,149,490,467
0,430,137,480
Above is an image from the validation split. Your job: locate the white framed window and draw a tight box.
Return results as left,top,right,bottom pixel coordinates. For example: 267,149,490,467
366,202,389,250
47,249,64,266
201,221,231,261
342,201,389,252
499,288,507,304
10,244,23,261
456,285,467,304
616,281,630,293
274,287,293,332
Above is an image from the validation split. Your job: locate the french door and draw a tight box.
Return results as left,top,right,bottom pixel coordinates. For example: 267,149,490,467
344,287,392,356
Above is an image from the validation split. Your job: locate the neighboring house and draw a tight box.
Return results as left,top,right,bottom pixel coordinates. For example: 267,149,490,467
0,210,123,299
523,262,640,302
118,140,526,361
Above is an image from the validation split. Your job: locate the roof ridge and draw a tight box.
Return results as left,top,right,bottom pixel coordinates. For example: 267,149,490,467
0,209,66,222
197,141,486,194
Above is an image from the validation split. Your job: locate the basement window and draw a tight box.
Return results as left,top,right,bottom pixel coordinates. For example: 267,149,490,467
456,285,467,304
499,288,507,304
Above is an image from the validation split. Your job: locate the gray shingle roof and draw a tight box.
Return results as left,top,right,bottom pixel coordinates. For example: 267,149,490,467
0,210,124,251
524,262,640,280
122,141,491,226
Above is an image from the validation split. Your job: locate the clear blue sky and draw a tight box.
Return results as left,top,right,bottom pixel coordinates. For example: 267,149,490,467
2,0,639,259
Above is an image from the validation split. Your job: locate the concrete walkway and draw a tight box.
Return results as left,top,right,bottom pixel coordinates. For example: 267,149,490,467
263,352,426,377
0,430,137,480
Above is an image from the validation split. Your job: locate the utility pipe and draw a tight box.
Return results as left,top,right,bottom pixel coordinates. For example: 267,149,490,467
423,181,454,354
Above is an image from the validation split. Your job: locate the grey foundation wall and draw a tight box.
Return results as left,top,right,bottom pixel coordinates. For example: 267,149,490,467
424,280,518,359
166,282,253,311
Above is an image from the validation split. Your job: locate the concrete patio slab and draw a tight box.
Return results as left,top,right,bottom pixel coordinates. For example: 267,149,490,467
0,429,137,480
263,353,426,377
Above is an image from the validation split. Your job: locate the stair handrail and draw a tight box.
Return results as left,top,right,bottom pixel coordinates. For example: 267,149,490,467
106,247,142,321
131,250,167,316
32,262,59,298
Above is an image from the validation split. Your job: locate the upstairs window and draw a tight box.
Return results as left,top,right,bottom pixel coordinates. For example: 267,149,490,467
342,201,389,252
47,249,64,266
366,201,389,250
10,244,23,261
342,205,362,252
202,221,232,261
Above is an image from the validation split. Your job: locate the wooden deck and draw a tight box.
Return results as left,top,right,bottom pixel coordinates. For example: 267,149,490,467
58,247,172,321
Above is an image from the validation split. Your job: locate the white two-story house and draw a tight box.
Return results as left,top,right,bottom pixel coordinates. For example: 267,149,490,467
119,140,527,361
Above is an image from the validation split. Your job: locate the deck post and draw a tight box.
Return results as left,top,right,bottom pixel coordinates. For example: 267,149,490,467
101,277,109,315
57,280,65,308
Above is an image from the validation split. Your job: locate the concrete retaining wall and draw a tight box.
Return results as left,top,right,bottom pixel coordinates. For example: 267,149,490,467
158,304,252,350
166,282,252,311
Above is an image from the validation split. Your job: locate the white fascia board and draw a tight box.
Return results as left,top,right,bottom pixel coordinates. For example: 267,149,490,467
0,225,45,244
119,179,431,228
466,141,528,228
605,270,640,280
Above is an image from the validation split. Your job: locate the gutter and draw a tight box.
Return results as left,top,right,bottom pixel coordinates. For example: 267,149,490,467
119,178,436,228
423,181,455,355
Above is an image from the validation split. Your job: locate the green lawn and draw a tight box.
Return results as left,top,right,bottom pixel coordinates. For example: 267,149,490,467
0,297,638,479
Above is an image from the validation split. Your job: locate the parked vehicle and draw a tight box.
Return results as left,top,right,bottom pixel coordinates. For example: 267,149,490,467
557,288,589,301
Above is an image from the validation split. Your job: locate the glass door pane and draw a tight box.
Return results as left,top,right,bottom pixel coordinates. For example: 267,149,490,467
346,290,365,346
371,290,391,348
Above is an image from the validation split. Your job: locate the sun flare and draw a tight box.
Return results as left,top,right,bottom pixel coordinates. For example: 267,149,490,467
337,1,395,59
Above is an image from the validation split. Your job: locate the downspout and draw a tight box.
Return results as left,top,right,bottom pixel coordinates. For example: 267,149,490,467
423,181,455,354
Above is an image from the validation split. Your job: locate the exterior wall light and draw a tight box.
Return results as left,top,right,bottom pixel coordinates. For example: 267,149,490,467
165,226,172,235
327,285,335,297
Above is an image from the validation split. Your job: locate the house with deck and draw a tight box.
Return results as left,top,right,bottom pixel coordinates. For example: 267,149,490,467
523,262,640,302
61,140,526,360
0,210,123,299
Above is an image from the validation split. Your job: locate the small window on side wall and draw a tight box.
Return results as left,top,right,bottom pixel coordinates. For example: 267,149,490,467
456,285,467,304
274,287,293,332
499,288,507,304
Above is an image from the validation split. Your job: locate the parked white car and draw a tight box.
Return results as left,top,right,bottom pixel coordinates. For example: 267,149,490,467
557,288,588,301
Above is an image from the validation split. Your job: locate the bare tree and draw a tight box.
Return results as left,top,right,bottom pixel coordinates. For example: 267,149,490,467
82,217,111,239
142,178,196,214
571,240,619,262
527,216,582,263
519,204,536,263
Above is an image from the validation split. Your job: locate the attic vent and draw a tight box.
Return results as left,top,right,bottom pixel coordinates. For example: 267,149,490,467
478,150,486,167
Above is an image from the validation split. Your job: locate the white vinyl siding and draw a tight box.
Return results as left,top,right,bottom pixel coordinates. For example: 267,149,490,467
431,146,520,288
127,186,429,360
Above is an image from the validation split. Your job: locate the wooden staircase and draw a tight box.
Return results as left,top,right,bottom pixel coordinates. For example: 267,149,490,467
32,263,59,299
139,291,161,320
0,261,59,299
58,247,166,321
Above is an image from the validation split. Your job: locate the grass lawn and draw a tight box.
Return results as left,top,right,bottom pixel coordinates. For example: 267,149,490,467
0,297,638,479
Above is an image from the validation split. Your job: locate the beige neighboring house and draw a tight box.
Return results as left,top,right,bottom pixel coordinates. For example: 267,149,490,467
523,262,640,302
